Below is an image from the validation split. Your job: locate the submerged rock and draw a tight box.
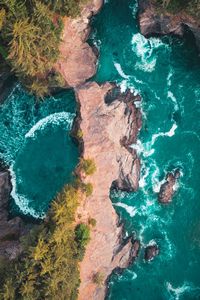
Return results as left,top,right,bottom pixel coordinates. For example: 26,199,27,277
75,82,142,300
158,169,180,204
144,243,159,261
138,0,200,52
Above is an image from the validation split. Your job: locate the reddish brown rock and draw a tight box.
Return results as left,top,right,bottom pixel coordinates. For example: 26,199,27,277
54,0,103,88
138,0,200,51
75,82,142,300
158,169,180,204
0,171,32,260
144,243,159,261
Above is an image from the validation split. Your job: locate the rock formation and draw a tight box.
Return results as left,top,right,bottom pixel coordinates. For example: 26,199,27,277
54,0,103,88
144,243,159,261
138,0,200,51
0,57,15,104
158,169,180,204
74,82,142,300
0,171,26,260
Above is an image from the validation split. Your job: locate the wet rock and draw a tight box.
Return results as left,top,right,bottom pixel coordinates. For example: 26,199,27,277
158,169,180,204
113,239,140,269
138,0,200,51
144,243,159,261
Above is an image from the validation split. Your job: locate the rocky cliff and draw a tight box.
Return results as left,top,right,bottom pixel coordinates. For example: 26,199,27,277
138,0,200,51
54,1,143,298
54,0,103,87
0,170,28,260
74,82,142,299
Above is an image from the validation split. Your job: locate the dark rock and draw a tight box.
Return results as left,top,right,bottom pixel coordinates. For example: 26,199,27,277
158,169,180,204
0,170,32,260
138,0,200,52
131,239,140,261
0,56,16,104
144,243,159,261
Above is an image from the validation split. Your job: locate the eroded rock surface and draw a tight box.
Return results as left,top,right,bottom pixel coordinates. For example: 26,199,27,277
144,243,159,261
138,0,200,51
0,171,29,260
55,0,103,87
75,82,142,300
158,169,180,204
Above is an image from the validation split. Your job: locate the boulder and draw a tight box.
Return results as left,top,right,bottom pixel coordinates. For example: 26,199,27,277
144,243,159,261
158,169,180,204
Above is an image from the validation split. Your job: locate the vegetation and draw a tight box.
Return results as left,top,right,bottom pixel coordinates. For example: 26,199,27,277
154,0,200,18
0,184,90,300
93,272,104,287
88,217,96,227
83,182,93,197
76,129,84,139
79,158,97,176
0,0,87,97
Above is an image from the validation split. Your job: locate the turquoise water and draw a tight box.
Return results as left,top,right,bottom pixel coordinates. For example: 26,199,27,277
0,85,78,218
90,0,200,299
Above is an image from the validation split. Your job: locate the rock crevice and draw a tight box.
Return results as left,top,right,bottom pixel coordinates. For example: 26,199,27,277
138,0,200,51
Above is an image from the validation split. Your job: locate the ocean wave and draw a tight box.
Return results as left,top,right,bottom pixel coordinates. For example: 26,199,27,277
168,91,179,112
114,202,137,217
166,281,200,300
25,112,75,139
9,166,45,219
131,33,168,73
114,62,129,79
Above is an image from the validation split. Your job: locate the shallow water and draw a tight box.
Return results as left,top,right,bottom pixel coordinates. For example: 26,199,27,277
90,0,200,299
0,85,78,218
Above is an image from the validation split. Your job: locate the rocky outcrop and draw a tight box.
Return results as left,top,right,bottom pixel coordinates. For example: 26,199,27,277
54,0,103,88
0,171,29,260
158,169,180,204
74,82,142,300
0,57,15,104
144,243,159,261
138,0,200,51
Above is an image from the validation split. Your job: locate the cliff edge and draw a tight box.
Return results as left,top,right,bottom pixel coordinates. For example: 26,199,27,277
74,82,142,299
138,0,200,51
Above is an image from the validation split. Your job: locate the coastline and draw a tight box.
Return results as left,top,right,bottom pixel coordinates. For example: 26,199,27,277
74,82,141,299
138,0,200,51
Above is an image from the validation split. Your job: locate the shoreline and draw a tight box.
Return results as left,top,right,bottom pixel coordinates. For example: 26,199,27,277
74,82,142,299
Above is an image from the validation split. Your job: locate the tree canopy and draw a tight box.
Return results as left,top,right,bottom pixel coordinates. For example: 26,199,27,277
0,0,87,97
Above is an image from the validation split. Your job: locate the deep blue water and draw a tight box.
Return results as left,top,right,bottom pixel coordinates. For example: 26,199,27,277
90,0,200,299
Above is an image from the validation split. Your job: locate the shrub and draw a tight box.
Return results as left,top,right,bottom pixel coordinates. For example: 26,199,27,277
93,272,104,287
88,217,96,227
75,223,90,248
76,129,83,139
83,182,93,197
79,158,96,176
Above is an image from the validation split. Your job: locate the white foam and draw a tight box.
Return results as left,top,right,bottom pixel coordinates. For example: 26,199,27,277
10,166,45,219
151,123,177,145
131,139,155,158
114,62,129,79
114,202,137,217
166,282,200,300
168,91,179,111
25,112,74,139
131,33,166,72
